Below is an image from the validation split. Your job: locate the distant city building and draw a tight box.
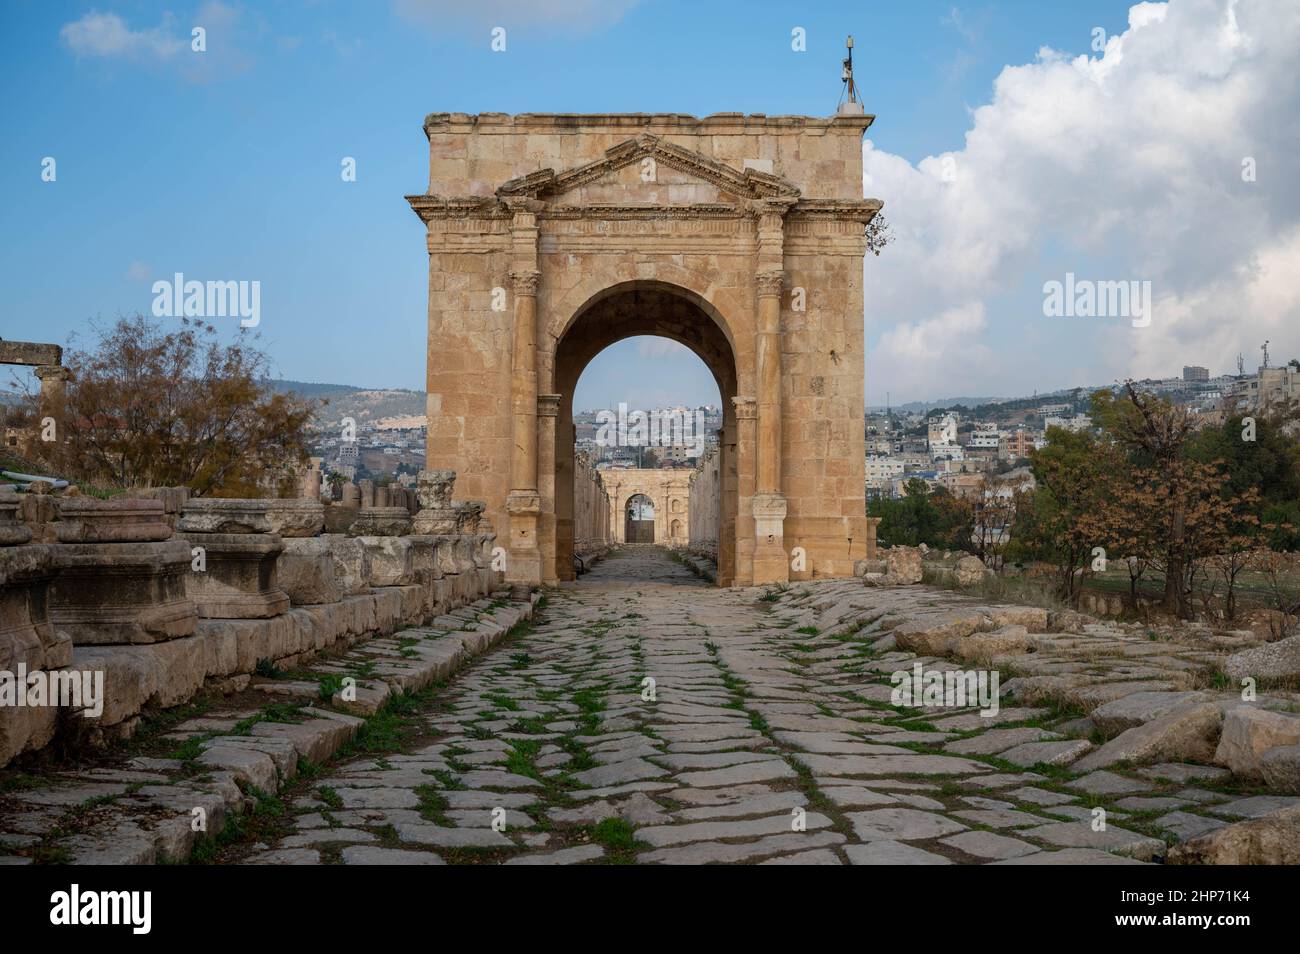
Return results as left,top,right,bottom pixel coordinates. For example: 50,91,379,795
968,421,1000,449
1183,365,1209,382
1044,414,1092,434
927,413,958,447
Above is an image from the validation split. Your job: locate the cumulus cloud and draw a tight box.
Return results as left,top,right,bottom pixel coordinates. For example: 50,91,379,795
864,0,1300,402
60,11,186,59
60,3,256,81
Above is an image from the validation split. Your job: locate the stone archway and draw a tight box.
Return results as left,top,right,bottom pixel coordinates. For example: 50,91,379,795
552,283,735,582
624,493,655,543
410,111,882,588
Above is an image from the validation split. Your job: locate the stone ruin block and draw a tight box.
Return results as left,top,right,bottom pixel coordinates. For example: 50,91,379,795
411,469,458,534
0,543,71,672
55,497,171,543
49,539,198,645
180,532,290,619
356,536,418,587
323,535,372,595
177,497,324,537
121,486,191,530
176,500,296,620
278,537,344,605
323,503,360,533
348,507,412,537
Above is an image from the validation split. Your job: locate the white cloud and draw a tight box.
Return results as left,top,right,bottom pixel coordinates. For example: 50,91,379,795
125,260,151,282
864,0,1300,402
60,4,257,82
635,337,693,359
60,11,185,59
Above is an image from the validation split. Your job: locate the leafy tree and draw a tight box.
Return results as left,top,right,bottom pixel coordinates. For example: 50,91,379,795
1019,427,1115,602
31,315,316,496
869,478,969,550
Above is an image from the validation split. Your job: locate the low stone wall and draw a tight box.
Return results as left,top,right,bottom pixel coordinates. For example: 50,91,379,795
0,471,504,767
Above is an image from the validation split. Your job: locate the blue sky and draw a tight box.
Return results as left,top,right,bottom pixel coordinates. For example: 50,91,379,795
4,1,1296,408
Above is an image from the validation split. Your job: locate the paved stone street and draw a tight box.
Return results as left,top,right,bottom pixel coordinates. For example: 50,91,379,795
214,546,1289,866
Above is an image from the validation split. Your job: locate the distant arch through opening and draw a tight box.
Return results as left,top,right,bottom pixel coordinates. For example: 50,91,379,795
552,281,738,584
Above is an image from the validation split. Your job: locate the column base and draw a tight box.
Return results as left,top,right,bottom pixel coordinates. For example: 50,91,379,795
751,492,789,586
505,490,542,586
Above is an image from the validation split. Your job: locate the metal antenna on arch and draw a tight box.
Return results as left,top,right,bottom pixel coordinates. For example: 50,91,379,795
837,36,865,116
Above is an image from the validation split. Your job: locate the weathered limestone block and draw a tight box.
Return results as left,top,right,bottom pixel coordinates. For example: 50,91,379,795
892,611,985,655
180,532,289,619
49,540,197,645
0,489,33,546
75,637,229,726
854,557,886,578
348,507,412,537
323,503,359,533
863,547,923,586
359,537,418,586
951,625,1031,665
278,538,344,605
122,486,191,529
412,469,458,534
1071,701,1223,772
17,493,59,542
0,544,71,671
953,555,989,587
55,497,171,543
178,498,324,537
323,535,371,595
341,483,360,508
1167,805,1300,865
1214,707,1300,777
1090,690,1212,736
1260,745,1300,793
0,703,57,768
418,469,455,509
1225,634,1300,682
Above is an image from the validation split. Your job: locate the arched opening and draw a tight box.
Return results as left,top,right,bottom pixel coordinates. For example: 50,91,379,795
624,493,656,543
550,281,738,585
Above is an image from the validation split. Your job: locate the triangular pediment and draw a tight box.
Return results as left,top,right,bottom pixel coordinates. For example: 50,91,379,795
496,134,800,203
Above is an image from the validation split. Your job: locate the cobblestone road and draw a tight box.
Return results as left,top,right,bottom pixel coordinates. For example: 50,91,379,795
231,546,1269,865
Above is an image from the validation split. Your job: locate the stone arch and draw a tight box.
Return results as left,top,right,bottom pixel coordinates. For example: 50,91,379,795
551,281,739,584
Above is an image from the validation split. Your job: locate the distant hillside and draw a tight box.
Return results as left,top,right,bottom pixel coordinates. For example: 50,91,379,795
269,379,426,428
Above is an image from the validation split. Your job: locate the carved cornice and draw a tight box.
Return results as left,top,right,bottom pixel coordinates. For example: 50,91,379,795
406,195,507,223
543,203,746,221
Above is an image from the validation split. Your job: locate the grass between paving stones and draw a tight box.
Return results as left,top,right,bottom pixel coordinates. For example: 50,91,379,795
701,638,857,845
194,603,544,863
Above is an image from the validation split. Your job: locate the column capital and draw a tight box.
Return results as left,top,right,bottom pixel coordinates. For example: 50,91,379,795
33,364,72,383
732,395,758,420
510,269,541,296
537,393,562,418
755,270,785,299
